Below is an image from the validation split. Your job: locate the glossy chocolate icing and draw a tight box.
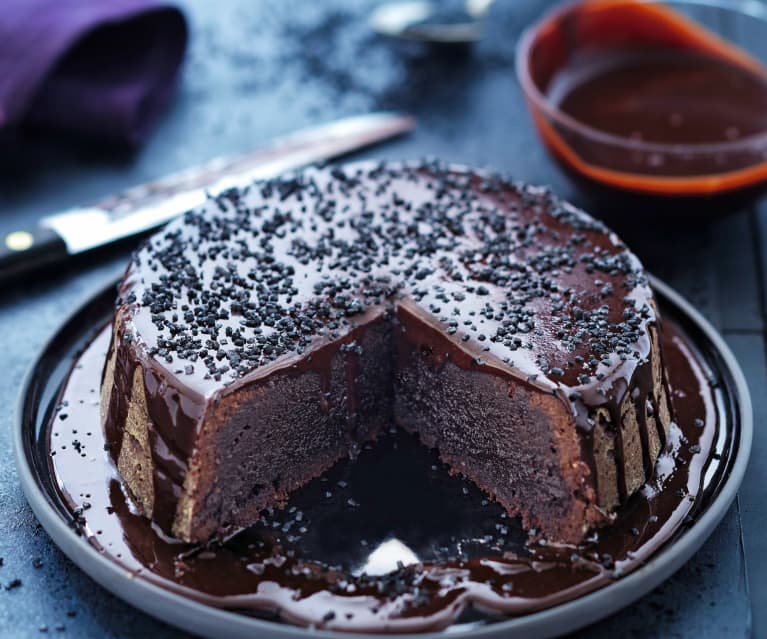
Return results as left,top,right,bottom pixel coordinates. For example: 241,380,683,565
101,162,668,544
49,312,718,632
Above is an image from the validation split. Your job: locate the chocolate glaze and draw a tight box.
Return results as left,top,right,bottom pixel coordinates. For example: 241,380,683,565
48,311,719,633
101,162,666,542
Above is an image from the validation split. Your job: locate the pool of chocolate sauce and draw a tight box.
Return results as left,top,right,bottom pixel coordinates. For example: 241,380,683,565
45,311,723,633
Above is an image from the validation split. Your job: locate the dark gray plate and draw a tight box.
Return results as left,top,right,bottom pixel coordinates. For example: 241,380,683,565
13,276,752,639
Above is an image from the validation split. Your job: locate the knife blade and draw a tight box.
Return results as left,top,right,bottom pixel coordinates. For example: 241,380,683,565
0,112,415,285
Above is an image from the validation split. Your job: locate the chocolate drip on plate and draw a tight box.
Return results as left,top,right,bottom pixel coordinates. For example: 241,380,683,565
48,314,719,633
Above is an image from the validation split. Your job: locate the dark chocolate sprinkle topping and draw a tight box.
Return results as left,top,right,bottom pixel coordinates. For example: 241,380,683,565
122,161,654,393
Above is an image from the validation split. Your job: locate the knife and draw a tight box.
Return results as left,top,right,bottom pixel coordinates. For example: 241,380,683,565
0,112,415,285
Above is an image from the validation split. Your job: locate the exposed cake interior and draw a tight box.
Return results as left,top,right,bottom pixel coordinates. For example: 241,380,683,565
101,161,672,544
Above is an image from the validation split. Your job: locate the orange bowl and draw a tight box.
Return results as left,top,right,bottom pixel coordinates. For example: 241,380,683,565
516,0,767,213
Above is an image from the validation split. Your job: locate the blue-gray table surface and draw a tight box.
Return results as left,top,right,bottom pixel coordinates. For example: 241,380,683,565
0,1,761,636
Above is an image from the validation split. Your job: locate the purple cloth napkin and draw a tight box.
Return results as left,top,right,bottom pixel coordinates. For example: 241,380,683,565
0,0,187,146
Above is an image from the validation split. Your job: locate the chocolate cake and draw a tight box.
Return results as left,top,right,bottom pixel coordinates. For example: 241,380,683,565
101,161,672,545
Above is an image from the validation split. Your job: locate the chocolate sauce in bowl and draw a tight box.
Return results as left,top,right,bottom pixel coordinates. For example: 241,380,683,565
519,0,767,209
550,49,767,146
46,316,721,633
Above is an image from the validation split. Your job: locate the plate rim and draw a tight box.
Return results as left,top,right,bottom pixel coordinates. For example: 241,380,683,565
12,274,753,639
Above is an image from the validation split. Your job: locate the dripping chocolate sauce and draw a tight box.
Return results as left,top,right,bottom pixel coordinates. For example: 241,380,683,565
48,316,719,633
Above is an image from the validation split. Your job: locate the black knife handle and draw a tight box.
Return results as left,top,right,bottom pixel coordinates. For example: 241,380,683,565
0,226,69,285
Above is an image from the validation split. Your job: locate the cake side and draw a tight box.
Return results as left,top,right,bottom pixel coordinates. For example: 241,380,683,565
102,304,209,531
394,309,603,541
104,299,397,541
174,312,394,541
393,300,670,541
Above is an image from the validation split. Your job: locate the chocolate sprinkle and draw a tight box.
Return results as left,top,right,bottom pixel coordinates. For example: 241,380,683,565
123,161,654,392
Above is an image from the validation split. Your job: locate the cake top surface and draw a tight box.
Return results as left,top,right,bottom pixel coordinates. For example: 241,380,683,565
119,161,655,401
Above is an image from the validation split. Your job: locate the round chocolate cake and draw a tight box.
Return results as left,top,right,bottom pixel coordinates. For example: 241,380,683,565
101,161,671,545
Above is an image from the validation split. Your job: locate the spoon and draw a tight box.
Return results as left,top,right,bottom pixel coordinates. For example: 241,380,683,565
369,0,496,44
